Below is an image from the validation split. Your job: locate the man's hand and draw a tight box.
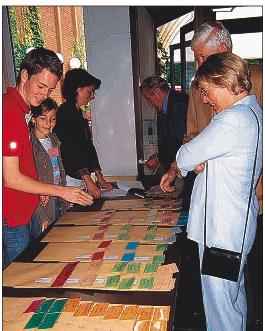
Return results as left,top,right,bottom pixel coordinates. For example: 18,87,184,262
96,173,113,191
60,186,93,205
160,168,178,193
40,195,49,207
194,163,205,174
145,154,160,171
83,176,101,198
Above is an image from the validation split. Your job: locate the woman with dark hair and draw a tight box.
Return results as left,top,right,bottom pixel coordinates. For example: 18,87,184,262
54,68,112,197
30,97,69,238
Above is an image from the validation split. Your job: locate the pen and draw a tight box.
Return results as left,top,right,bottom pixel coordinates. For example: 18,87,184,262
134,193,145,199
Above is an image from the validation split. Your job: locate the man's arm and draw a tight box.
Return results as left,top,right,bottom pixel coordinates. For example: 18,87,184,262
3,156,93,206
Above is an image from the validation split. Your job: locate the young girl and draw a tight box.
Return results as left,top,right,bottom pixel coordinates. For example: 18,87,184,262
30,97,68,238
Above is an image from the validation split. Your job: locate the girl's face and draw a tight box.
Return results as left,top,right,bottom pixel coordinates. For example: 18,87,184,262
32,109,57,139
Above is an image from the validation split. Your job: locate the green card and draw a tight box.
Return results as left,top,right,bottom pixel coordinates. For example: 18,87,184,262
111,262,127,272
138,277,154,289
118,232,129,240
118,277,135,289
49,299,67,313
127,263,141,273
38,312,61,329
37,299,55,313
105,275,120,287
144,233,156,241
152,255,165,265
144,263,158,273
147,225,157,231
121,224,132,230
156,243,168,251
24,313,45,329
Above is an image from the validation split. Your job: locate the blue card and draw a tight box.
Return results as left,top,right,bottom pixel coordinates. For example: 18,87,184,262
122,253,136,262
125,242,139,250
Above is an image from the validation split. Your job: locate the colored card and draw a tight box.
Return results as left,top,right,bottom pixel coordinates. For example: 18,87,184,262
38,312,61,329
49,299,67,313
144,263,158,273
98,240,112,248
111,262,128,272
122,253,135,262
166,235,176,242
118,277,135,289
152,306,170,321
104,305,123,319
105,275,120,287
146,216,156,222
147,225,157,231
100,217,111,222
74,303,93,316
139,277,154,289
81,274,96,286
92,251,105,261
24,299,45,313
162,218,172,224
89,303,109,316
150,320,168,331
120,305,139,320
152,255,165,265
121,224,132,230
50,262,78,287
63,297,81,312
24,312,45,329
125,241,139,250
127,262,141,273
163,210,173,216
98,224,109,231
92,232,105,240
144,233,156,241
117,232,129,240
148,209,158,216
156,244,168,252
37,299,55,313
137,307,154,320
134,320,151,331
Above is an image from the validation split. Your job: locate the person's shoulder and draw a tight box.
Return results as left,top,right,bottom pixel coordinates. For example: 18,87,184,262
170,89,189,102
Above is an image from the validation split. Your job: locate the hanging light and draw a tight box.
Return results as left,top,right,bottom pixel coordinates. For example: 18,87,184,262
70,57,81,69
56,52,64,63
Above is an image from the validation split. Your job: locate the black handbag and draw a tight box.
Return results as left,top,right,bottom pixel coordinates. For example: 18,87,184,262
201,109,260,282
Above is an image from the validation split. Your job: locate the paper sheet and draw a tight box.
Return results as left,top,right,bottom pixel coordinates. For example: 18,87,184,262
116,180,144,191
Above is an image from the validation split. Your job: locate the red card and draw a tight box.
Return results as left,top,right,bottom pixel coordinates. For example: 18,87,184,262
92,251,105,261
98,224,109,231
98,240,112,248
92,232,105,240
24,299,45,313
50,262,79,287
100,217,111,223
163,210,173,216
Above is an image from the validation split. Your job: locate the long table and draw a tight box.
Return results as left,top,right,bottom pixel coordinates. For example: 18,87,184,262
3,195,185,330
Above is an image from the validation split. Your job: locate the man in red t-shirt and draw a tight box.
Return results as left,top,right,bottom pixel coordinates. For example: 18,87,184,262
3,48,93,268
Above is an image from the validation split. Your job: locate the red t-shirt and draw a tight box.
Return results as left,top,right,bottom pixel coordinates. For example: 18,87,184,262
3,87,39,227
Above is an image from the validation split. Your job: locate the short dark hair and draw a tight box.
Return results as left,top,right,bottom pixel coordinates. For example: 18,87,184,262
16,47,63,85
62,68,101,102
140,76,170,93
31,97,58,118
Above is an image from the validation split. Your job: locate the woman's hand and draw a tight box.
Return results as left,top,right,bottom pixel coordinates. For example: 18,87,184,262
96,173,113,191
194,163,205,174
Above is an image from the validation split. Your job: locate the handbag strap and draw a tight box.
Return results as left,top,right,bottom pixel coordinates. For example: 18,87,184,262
204,107,260,254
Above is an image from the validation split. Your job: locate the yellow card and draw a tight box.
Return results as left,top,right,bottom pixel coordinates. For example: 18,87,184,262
137,307,154,320
89,303,109,316
150,320,167,331
133,320,151,331
103,305,123,319
120,305,139,320
74,302,93,316
63,297,81,312
152,306,170,321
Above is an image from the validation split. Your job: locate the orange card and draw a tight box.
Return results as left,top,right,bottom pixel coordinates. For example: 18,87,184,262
150,320,167,331
63,297,81,312
133,320,151,331
152,306,170,321
89,303,109,316
137,307,154,320
120,305,139,320
103,305,123,319
74,302,93,316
